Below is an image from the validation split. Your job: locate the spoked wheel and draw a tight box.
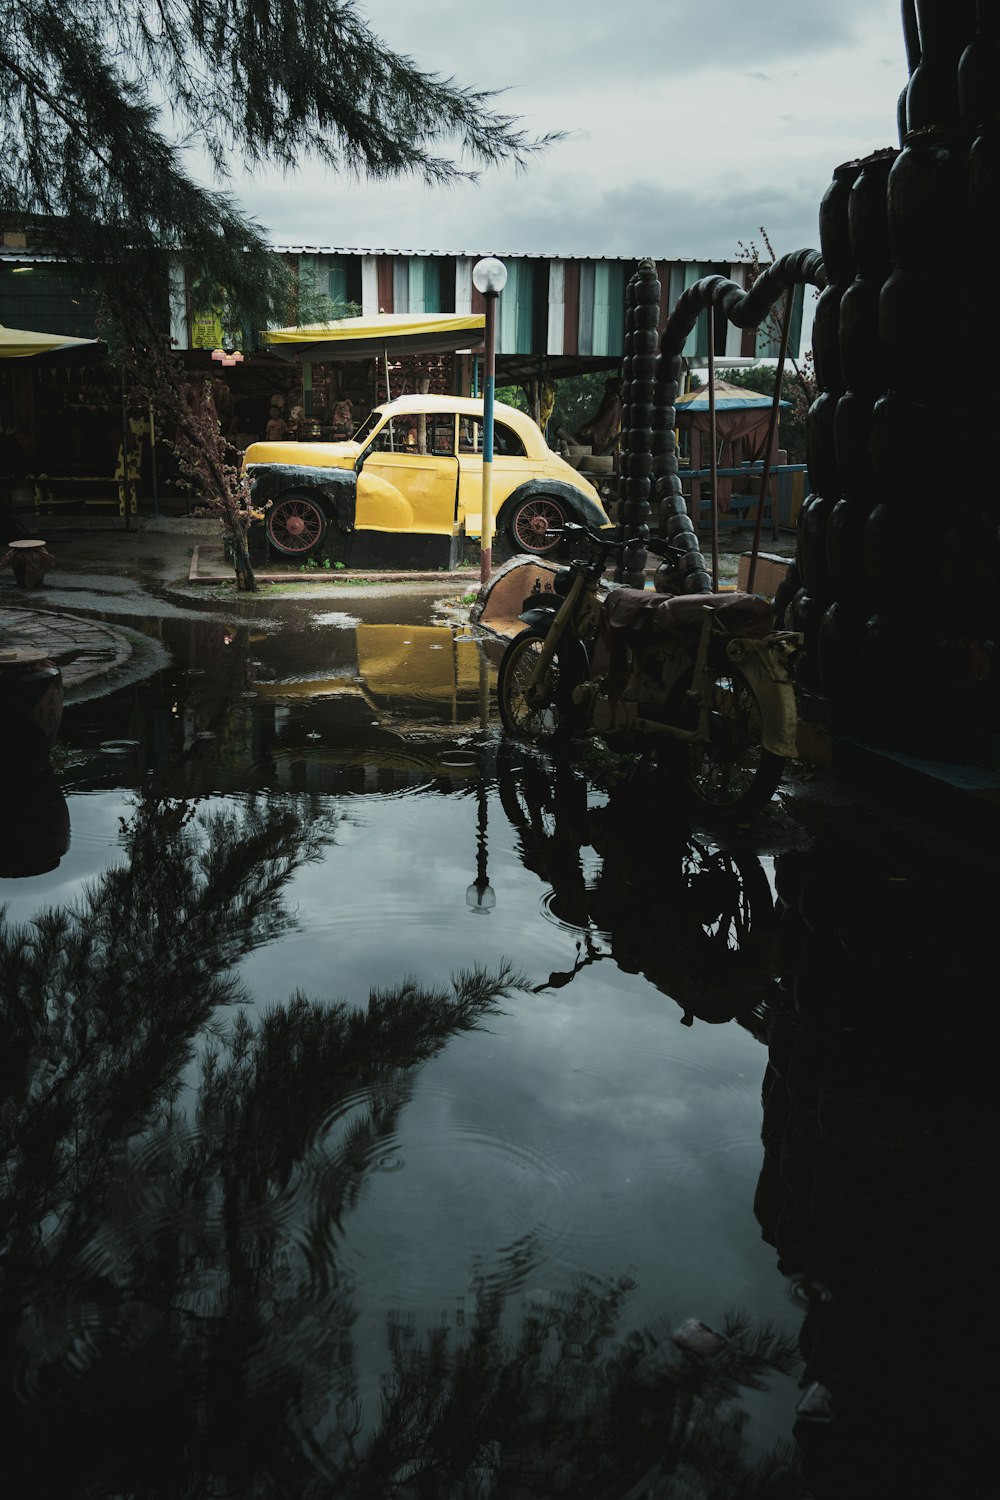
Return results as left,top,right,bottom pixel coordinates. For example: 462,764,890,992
266,493,328,557
506,495,567,554
668,663,785,822
680,842,778,957
497,628,587,742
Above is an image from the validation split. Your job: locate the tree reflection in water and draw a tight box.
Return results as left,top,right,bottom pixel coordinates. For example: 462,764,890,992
0,789,806,1497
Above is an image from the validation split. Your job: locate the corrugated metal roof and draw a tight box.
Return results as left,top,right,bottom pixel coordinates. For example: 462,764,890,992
0,249,66,263
274,246,728,262
3,244,732,266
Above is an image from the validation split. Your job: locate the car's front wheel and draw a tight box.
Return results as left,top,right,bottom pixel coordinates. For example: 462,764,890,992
266,493,328,557
505,494,568,555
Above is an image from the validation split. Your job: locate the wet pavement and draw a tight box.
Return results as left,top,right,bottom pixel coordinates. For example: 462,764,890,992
0,604,133,690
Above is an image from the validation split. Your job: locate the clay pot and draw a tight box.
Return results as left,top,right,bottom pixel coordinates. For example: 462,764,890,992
838,278,883,395
870,390,931,498
818,160,862,283
2,539,56,588
958,3,1000,136
878,266,931,393
847,151,896,279
888,129,961,263
826,496,872,601
0,766,70,877
798,493,835,599
818,600,868,703
833,392,875,502
906,0,977,132
810,284,846,394
967,119,1000,265
0,651,63,766
806,392,839,498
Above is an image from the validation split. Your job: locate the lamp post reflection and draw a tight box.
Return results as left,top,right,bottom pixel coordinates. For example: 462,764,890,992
465,773,495,914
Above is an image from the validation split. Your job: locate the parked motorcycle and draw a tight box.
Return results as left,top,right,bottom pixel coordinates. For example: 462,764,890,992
496,523,802,821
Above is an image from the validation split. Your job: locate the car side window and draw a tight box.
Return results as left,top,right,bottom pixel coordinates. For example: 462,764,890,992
495,422,526,458
427,415,456,456
371,413,455,456
458,418,526,457
459,418,482,454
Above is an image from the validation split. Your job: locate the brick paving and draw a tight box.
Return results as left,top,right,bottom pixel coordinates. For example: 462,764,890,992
0,605,132,688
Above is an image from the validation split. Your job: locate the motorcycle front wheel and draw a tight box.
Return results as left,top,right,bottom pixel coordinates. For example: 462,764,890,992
667,663,785,822
497,628,588,742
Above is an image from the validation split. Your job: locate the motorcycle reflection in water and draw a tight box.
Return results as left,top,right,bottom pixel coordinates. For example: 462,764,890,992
498,745,779,1027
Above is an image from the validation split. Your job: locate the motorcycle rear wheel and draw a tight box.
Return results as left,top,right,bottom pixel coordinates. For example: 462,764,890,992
497,628,588,742
667,663,785,822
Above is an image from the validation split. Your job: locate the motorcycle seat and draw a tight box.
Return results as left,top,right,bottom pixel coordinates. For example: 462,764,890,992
591,589,775,684
600,588,775,644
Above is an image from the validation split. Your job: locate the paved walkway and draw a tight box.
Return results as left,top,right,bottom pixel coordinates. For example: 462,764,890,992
0,603,132,689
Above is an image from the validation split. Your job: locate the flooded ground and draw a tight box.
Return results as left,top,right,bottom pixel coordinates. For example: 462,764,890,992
0,551,995,1498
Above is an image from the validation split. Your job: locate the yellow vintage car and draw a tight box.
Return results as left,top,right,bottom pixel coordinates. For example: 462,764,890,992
243,394,612,569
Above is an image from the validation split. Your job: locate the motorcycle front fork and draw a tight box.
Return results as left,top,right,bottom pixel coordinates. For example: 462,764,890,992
523,576,588,696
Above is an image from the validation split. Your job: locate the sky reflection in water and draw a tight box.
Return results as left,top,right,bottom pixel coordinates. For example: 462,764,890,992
0,608,994,1498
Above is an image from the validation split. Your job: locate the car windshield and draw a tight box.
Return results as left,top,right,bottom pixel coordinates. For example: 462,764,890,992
351,409,387,446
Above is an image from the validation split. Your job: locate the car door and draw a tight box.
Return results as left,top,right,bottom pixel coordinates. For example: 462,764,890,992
455,416,533,535
361,412,459,533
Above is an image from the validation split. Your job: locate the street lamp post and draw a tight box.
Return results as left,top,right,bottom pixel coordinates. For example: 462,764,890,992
472,256,508,585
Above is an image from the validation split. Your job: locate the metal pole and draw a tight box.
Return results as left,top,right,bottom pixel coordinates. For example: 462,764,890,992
707,308,719,593
120,367,130,532
747,289,794,592
480,290,498,585
149,402,160,517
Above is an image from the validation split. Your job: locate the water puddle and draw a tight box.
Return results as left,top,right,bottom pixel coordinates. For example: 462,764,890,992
0,601,993,1496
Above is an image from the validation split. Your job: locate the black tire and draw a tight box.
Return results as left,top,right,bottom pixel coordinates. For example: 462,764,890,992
266,492,328,557
497,628,588,742
505,494,568,555
667,663,786,822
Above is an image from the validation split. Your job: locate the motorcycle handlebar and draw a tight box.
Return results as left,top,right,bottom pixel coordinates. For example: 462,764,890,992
544,524,685,562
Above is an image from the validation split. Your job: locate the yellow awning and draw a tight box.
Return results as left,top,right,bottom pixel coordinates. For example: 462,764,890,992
0,323,101,359
264,312,486,362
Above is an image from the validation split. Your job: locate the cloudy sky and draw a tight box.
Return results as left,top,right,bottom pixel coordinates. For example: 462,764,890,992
229,0,907,260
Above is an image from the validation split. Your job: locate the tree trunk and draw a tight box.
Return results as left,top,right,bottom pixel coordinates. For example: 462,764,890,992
231,528,258,592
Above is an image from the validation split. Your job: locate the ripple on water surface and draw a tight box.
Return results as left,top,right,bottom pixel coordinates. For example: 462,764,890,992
322,1088,591,1306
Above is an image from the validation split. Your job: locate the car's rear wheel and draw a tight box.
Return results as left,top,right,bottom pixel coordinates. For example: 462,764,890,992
506,494,568,555
267,493,328,557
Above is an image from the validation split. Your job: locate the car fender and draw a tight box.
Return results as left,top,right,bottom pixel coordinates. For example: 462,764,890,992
499,478,611,533
355,472,416,532
247,463,357,531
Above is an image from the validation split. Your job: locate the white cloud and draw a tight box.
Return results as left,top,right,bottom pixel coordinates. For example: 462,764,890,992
217,0,906,258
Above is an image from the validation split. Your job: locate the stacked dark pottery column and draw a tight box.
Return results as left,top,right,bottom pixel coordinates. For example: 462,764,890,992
789,158,861,686
615,261,660,587
824,149,896,701
797,0,999,731
617,261,714,593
